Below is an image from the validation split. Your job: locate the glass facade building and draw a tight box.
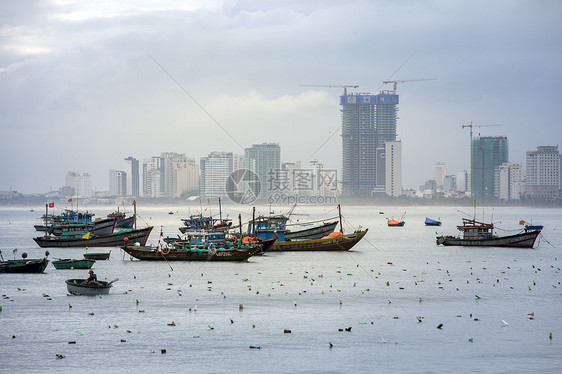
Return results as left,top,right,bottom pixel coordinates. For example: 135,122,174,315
471,136,509,198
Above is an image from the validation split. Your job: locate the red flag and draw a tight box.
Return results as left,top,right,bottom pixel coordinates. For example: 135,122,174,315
48,202,54,208
68,198,72,202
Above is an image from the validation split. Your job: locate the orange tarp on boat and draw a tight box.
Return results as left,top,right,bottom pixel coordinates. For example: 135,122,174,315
322,231,343,239
387,219,402,226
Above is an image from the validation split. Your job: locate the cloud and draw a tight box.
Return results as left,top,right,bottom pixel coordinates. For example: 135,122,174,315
1,0,561,193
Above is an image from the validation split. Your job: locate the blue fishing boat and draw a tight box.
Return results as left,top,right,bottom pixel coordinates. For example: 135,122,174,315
425,217,442,226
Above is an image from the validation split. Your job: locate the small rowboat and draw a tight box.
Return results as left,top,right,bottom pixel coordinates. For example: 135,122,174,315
66,279,116,296
53,259,95,269
83,252,111,260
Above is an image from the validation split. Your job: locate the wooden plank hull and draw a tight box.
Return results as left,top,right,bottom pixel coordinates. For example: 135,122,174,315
122,244,261,261
83,252,111,260
33,227,153,248
271,229,368,251
285,221,338,240
436,230,541,248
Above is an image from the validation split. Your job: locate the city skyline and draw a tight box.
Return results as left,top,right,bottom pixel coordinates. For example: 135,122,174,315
1,1,561,194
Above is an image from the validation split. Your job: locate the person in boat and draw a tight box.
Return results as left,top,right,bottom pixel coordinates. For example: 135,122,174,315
82,270,102,286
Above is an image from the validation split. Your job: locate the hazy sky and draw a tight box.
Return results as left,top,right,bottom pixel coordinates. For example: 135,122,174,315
1,0,561,193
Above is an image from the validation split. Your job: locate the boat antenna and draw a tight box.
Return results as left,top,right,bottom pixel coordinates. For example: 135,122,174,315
473,201,476,223
338,204,344,233
239,214,243,238
44,203,48,238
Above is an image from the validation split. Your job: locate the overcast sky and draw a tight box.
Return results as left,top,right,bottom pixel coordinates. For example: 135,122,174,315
1,0,561,194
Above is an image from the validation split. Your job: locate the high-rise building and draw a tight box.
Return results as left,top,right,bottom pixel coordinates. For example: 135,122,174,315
143,157,162,198
471,136,509,198
385,141,402,197
495,163,522,200
244,143,281,198
200,152,233,199
65,172,79,192
456,170,468,192
525,146,560,198
76,173,93,198
341,91,398,196
109,170,127,196
124,156,140,197
443,175,457,192
175,158,199,198
434,163,448,190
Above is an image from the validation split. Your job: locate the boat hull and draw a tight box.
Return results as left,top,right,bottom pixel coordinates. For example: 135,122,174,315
285,221,338,240
0,258,49,273
83,252,111,260
122,244,261,261
271,229,368,251
33,227,153,248
66,279,112,295
436,230,541,248
53,259,95,269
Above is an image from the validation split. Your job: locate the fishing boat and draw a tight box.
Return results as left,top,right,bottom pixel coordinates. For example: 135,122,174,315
250,205,368,251
436,218,542,248
387,219,405,227
285,220,339,240
424,217,442,226
107,210,136,229
387,212,406,227
83,251,111,260
66,279,115,295
0,251,50,273
270,229,368,252
519,220,544,231
33,226,153,248
48,217,116,236
52,259,95,269
123,234,263,262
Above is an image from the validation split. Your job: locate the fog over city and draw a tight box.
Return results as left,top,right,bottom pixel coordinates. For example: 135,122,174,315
1,0,561,194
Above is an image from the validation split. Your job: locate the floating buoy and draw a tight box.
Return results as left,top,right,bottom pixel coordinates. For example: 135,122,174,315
161,349,166,354
249,346,261,349
345,327,352,332
208,325,214,330
475,294,481,299
329,342,333,348
284,329,291,334
437,324,443,329
501,320,509,326
549,332,552,340
56,354,64,359
68,341,76,344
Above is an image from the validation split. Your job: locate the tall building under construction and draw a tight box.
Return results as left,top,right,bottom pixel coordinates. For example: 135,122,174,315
341,91,399,196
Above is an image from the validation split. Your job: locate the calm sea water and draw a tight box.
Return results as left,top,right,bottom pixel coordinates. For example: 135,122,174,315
1,204,561,373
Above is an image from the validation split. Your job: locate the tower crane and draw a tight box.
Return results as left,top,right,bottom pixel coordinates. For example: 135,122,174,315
382,78,436,93
299,84,359,95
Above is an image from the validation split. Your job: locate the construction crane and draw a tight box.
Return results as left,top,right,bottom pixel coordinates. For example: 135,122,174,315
299,84,359,95
462,122,502,196
382,78,436,93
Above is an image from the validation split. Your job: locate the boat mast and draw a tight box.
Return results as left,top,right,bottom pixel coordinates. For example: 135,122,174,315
44,203,48,238
133,200,137,230
219,197,222,222
252,206,256,235
338,204,343,233
238,214,242,238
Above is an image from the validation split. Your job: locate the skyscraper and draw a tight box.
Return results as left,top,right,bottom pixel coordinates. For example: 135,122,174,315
385,141,402,197
525,146,560,198
341,91,398,196
434,162,448,190
471,136,509,198
109,170,127,196
495,163,522,200
244,143,281,198
143,156,162,198
200,152,233,199
124,156,140,197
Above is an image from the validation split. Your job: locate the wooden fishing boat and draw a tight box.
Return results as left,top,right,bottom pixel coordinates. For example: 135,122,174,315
52,259,95,269
424,217,442,226
387,219,405,227
271,229,368,252
436,218,542,248
285,221,338,240
122,242,262,261
66,279,114,295
33,226,153,248
0,257,49,273
83,251,111,260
